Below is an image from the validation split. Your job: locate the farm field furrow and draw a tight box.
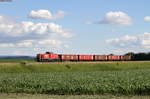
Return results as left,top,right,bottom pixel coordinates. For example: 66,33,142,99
0,94,150,99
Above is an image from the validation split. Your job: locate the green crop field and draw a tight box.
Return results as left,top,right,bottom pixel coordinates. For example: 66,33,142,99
0,61,149,97
0,61,150,72
0,69,149,95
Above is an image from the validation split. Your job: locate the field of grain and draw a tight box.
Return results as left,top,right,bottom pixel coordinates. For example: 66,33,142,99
0,69,149,95
0,61,149,96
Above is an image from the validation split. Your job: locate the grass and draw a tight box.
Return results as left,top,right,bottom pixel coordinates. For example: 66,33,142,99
0,69,149,95
0,61,150,72
0,94,150,99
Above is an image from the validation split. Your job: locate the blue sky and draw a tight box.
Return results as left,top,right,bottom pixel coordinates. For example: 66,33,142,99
0,0,150,56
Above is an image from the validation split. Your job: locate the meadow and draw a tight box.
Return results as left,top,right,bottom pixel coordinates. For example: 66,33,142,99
0,61,150,72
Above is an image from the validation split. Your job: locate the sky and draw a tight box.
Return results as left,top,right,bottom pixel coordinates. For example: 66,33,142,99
0,0,150,56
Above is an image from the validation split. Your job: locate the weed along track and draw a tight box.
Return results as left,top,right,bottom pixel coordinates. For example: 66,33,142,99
0,61,150,73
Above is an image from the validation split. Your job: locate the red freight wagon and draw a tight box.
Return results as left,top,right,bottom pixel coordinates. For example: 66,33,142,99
120,55,125,61
79,55,94,61
113,55,120,61
120,55,131,61
94,55,107,61
59,54,78,61
107,55,113,61
107,55,120,61
123,55,131,61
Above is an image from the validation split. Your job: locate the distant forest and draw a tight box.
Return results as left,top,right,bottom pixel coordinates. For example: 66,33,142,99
125,52,150,60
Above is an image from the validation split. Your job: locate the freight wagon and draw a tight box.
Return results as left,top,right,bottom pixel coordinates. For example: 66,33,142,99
36,52,132,62
94,55,107,61
121,55,132,61
79,55,94,61
59,54,78,61
107,55,120,61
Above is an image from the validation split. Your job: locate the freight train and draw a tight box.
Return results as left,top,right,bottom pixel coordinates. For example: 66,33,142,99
36,52,131,62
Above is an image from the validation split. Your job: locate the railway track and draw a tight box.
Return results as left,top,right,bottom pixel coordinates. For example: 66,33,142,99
0,61,149,65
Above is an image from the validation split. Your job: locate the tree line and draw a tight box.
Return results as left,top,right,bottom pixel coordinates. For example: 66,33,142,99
125,52,150,60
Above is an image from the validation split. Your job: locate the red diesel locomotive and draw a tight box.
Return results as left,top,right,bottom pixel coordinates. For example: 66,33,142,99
36,52,131,62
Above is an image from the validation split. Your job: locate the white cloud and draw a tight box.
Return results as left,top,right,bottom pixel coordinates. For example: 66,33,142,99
106,48,135,55
99,11,132,26
54,10,65,19
0,20,73,38
144,16,150,22
16,40,34,47
28,9,65,20
106,32,150,49
0,16,15,24
0,43,15,47
12,50,29,56
63,44,69,48
85,21,92,25
0,15,73,52
0,39,63,48
38,39,62,48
